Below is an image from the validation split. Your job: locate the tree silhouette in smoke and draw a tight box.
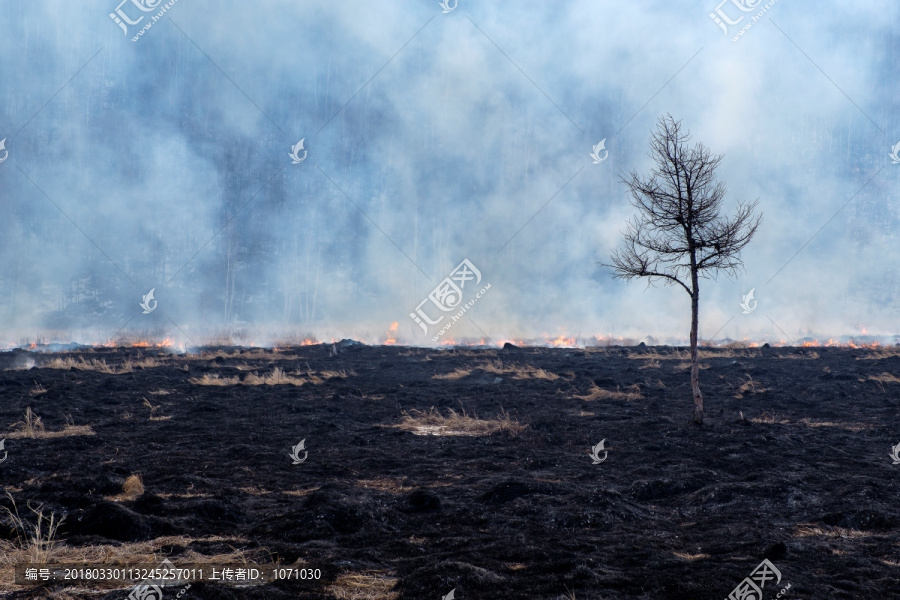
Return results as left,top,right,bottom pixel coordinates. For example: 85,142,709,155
604,114,762,425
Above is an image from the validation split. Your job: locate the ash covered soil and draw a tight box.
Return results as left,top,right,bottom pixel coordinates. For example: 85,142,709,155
0,344,899,599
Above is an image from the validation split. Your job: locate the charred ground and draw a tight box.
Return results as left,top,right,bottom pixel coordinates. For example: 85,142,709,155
0,343,898,599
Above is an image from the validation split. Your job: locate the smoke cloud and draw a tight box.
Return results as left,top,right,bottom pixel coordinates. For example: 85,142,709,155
1,1,898,347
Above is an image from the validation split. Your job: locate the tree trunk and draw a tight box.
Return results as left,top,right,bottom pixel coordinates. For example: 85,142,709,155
690,283,703,425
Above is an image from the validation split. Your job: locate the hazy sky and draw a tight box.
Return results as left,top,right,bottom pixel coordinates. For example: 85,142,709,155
1,1,898,346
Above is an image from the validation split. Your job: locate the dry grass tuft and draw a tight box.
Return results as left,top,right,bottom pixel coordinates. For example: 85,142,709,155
704,349,742,358
44,356,109,371
282,487,322,497
0,492,66,565
734,376,767,399
243,367,308,386
509,366,560,380
320,369,355,379
356,479,416,494
525,367,562,380
9,407,43,437
433,359,570,382
798,418,872,432
575,384,642,401
43,356,164,374
749,412,790,425
859,347,900,359
775,351,820,359
673,551,710,560
122,474,144,500
393,407,526,437
327,570,399,600
432,368,472,380
794,523,871,539
30,425,95,439
7,408,94,439
238,486,271,496
189,373,241,386
869,372,900,384
191,366,351,387
234,362,262,371
675,361,711,370
748,414,871,431
477,361,563,380
142,398,164,421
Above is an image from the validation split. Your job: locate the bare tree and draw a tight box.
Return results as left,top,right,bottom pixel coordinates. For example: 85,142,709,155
604,114,762,425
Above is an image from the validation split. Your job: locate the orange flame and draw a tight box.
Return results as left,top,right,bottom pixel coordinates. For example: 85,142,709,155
101,338,175,349
384,322,399,345
550,335,576,348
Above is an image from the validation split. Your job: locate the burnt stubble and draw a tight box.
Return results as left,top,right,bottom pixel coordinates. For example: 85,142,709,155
1,344,898,599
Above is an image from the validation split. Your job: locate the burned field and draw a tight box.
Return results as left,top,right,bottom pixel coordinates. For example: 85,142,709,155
0,344,898,599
